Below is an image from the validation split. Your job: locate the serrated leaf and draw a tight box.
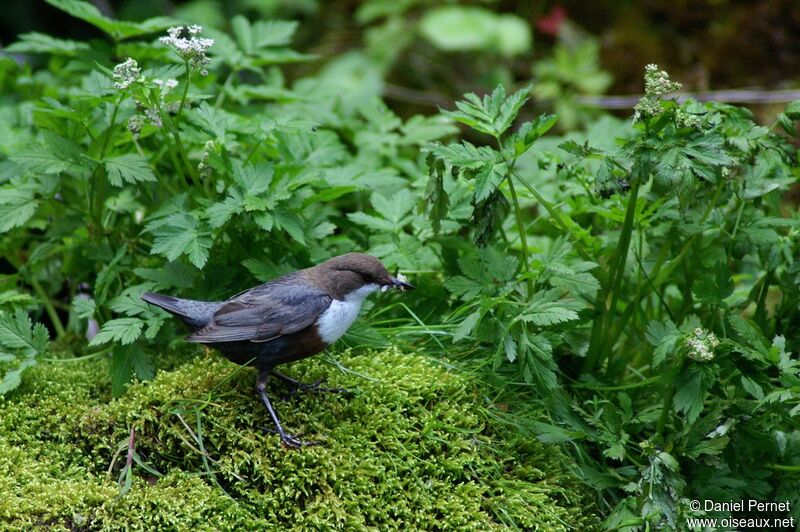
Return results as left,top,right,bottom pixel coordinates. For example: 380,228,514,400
428,141,495,169
740,375,764,400
473,162,507,203
109,349,132,397
272,210,306,245
0,186,38,233
89,318,143,346
0,358,37,395
453,311,481,342
148,213,213,269
423,165,449,234
6,32,91,55
511,114,558,156
347,212,395,232
371,190,415,227
104,154,157,187
130,349,155,381
72,296,96,320
444,276,486,299
518,290,581,327
0,309,49,355
672,366,706,424
645,319,681,367
533,422,582,444
503,335,517,363
45,0,177,41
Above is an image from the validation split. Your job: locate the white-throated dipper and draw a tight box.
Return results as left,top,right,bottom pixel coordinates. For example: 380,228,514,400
142,253,414,448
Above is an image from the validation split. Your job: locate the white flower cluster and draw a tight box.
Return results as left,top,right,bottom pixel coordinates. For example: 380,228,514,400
634,64,682,122
159,25,214,76
685,328,719,362
112,58,142,90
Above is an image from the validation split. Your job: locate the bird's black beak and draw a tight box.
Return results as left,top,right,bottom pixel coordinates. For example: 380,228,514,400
390,277,415,291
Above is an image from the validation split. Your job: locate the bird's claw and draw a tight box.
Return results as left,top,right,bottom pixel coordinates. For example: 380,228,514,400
280,433,321,449
289,378,351,396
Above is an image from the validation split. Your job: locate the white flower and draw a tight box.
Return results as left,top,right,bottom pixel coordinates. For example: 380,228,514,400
144,108,163,129
685,328,719,362
634,64,683,122
127,114,144,139
159,25,214,76
112,58,142,90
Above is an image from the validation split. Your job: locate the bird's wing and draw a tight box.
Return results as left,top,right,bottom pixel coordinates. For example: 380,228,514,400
185,275,332,344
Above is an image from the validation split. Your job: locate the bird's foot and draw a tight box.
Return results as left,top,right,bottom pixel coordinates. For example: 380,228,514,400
280,432,321,449
273,372,351,396
259,426,321,448
298,379,350,395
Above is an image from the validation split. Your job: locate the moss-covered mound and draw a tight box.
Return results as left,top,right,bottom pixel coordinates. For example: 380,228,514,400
0,349,599,530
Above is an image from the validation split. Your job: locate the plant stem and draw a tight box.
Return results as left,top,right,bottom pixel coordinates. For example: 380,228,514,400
506,175,534,296
89,95,123,227
585,166,643,372
30,277,66,339
496,137,533,297
177,61,191,121
511,170,593,264
215,70,235,108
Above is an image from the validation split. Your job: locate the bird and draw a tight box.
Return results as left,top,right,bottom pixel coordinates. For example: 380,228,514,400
141,253,414,448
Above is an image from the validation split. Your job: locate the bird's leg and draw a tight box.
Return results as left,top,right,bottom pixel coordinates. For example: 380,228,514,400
272,370,350,395
255,369,319,448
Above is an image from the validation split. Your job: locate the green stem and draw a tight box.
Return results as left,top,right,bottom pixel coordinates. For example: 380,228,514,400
89,95,123,227
506,175,534,296
573,375,662,391
176,61,191,121
585,167,643,372
215,70,235,108
511,170,593,264
30,277,66,339
766,464,800,473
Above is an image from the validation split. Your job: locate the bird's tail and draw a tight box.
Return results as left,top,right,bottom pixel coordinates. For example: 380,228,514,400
141,292,220,330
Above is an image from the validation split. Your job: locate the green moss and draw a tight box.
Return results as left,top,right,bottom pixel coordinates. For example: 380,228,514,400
0,349,599,530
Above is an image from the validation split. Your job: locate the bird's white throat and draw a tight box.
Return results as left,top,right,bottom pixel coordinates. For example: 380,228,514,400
316,283,380,344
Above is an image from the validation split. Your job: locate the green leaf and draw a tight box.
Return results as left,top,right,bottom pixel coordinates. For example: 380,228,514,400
645,319,681,367
272,210,306,245
0,358,37,395
692,262,733,304
419,7,530,57
347,212,395,232
453,311,481,342
45,0,176,41
371,190,415,227
518,290,581,327
104,154,157,187
428,141,495,169
423,166,449,234
72,296,96,320
533,422,582,444
148,213,213,269
740,376,764,400
0,186,38,233
511,114,558,156
0,309,49,356
672,366,707,424
109,349,132,397
6,32,91,56
473,161,508,202
89,318,144,346
11,135,82,174
503,335,517,363
441,84,530,137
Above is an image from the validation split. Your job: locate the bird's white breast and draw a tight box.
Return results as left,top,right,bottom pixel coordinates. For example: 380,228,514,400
316,284,380,344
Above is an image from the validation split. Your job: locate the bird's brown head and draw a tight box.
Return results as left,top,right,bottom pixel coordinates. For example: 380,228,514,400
305,253,414,300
